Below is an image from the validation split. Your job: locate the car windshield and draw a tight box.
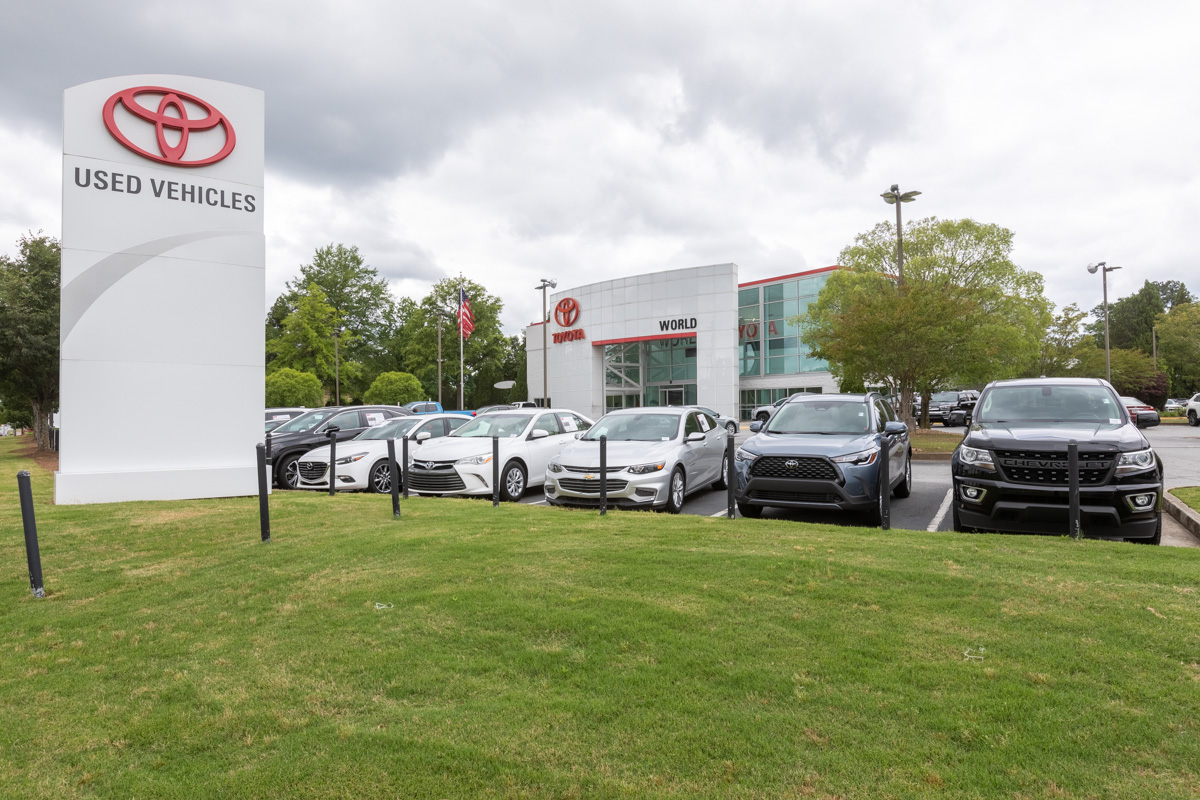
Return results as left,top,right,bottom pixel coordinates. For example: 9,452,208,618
271,409,338,434
768,400,870,435
976,385,1122,422
932,391,959,403
356,418,420,440
582,413,681,442
451,414,532,438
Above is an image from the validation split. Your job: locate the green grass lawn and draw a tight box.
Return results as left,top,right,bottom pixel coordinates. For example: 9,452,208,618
2,438,1199,799
909,429,963,455
1172,487,1200,513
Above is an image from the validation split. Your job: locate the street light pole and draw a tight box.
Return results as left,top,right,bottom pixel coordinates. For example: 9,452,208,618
535,278,557,407
333,327,340,404
880,184,921,286
1087,262,1122,383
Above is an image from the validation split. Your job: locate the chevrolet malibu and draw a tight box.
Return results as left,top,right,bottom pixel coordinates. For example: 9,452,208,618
545,407,728,513
294,414,470,493
406,409,593,501
734,392,911,524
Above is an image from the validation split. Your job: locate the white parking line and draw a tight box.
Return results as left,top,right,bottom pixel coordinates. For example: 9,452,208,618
928,488,954,531
710,508,733,517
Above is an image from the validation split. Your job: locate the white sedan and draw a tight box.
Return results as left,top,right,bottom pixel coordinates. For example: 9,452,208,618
295,414,470,493
406,409,593,501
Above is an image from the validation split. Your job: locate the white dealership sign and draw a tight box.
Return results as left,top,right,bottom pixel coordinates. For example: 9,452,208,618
57,76,264,504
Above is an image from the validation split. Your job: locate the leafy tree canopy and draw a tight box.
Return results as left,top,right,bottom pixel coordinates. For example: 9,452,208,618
1154,302,1200,397
802,217,1050,427
0,233,60,450
1069,343,1167,407
265,368,325,408
1089,280,1164,353
265,284,356,402
363,372,425,406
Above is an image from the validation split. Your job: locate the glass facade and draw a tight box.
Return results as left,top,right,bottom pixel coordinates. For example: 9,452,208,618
739,386,823,421
737,273,830,379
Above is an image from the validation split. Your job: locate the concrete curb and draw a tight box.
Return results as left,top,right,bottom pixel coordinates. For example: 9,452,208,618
1164,491,1200,542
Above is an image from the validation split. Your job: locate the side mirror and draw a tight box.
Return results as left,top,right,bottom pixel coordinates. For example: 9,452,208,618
574,431,584,439
325,426,340,435
883,421,908,435
415,431,432,441
530,429,549,439
749,421,762,433
686,431,706,443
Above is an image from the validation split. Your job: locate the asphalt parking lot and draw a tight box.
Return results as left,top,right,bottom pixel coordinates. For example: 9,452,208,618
516,422,1200,546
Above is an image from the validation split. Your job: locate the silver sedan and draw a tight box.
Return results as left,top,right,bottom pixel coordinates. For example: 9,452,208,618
545,407,728,513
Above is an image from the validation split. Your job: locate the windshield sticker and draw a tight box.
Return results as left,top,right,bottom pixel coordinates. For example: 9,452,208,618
562,417,577,432
697,415,711,432
365,413,386,427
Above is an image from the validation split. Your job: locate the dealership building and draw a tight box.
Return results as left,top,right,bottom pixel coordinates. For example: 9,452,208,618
526,263,841,423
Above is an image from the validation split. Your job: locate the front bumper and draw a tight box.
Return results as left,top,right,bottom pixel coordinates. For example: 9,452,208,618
295,459,372,491
545,468,669,509
407,462,502,496
952,472,1162,539
734,458,877,512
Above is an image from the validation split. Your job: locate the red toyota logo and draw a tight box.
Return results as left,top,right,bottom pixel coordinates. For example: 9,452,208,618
102,86,236,167
554,297,580,327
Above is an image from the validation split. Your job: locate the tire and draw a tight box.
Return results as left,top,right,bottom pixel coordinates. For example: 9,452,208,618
737,501,763,518
499,460,527,502
1190,410,1199,427
726,421,738,436
757,412,769,423
664,467,685,514
277,454,301,490
866,482,885,527
892,450,912,498
369,459,394,494
1131,513,1162,545
713,451,729,490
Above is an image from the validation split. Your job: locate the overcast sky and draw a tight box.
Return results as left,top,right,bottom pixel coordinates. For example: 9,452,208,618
2,1,1197,335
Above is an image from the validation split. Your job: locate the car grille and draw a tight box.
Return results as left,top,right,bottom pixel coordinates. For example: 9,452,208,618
994,450,1113,485
407,461,466,492
751,456,838,481
749,490,839,503
298,461,328,480
558,477,630,494
561,464,628,473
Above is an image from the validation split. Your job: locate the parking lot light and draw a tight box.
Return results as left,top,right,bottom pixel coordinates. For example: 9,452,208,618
1086,262,1122,382
881,184,921,286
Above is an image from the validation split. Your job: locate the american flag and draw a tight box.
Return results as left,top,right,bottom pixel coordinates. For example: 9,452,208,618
458,288,475,339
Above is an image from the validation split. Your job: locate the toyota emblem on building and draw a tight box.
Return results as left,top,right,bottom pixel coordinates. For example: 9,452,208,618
554,297,580,327
102,86,237,167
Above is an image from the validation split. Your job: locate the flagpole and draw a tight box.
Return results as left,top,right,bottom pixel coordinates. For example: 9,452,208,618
458,274,465,411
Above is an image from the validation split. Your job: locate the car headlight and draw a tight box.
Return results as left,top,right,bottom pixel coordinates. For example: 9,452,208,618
335,451,368,465
1116,448,1155,475
626,461,666,475
734,447,758,463
958,445,995,470
831,448,878,465
456,454,493,466
548,461,564,473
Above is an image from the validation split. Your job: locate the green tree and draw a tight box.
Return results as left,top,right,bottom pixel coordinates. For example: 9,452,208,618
283,244,392,358
265,368,325,408
803,217,1050,427
0,234,60,450
1150,279,1194,311
399,279,510,409
1035,303,1090,377
1089,280,1164,353
1070,344,1167,406
1155,302,1200,396
265,284,355,401
363,371,424,405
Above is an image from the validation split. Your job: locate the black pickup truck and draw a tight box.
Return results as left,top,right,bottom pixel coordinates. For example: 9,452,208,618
950,377,1162,543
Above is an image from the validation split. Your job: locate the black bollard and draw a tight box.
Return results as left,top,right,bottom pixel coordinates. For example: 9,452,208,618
265,431,273,460
402,436,410,500
878,439,890,530
255,444,271,542
17,471,45,597
327,429,338,496
726,434,736,519
599,435,607,516
387,438,401,518
1068,440,1081,540
492,436,500,507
